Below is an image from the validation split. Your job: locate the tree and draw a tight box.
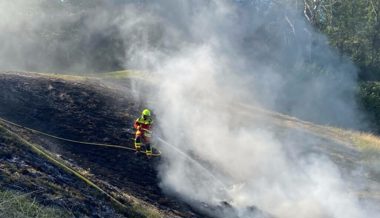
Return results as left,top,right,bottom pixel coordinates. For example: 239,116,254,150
301,0,380,80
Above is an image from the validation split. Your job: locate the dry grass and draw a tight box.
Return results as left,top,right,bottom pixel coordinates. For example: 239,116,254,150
296,122,380,153
240,103,380,152
98,70,143,79
320,126,380,153
350,132,380,151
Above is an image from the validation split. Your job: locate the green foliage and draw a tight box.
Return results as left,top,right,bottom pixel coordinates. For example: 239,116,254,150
300,0,380,130
303,0,380,80
360,82,380,131
0,190,70,218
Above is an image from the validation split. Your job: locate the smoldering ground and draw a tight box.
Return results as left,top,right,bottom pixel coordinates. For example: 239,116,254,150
1,0,378,217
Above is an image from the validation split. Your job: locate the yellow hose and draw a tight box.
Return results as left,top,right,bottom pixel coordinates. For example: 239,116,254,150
0,116,161,157
0,123,129,210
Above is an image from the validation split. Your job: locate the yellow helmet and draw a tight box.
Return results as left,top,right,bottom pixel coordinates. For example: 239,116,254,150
142,109,151,117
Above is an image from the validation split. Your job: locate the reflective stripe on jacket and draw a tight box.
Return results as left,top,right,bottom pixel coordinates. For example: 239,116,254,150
134,116,153,136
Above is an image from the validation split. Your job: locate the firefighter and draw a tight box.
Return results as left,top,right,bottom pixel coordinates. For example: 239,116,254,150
134,109,153,156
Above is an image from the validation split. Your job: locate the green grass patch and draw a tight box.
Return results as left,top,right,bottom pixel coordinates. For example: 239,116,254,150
130,201,163,218
99,70,141,79
0,190,70,218
36,72,88,81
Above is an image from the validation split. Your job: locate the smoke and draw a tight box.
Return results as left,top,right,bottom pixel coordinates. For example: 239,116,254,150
0,0,126,73
117,1,375,217
1,0,378,217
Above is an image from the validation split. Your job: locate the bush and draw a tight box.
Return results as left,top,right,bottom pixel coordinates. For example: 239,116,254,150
359,82,380,132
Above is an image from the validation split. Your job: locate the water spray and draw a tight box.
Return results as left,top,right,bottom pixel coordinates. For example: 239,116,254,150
156,137,231,200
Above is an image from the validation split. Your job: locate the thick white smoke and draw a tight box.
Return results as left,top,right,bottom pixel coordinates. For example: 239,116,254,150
0,0,127,72
149,46,368,217
117,1,375,217
1,0,377,217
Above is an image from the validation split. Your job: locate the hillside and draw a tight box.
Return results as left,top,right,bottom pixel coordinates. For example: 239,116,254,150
0,71,205,217
1,71,380,217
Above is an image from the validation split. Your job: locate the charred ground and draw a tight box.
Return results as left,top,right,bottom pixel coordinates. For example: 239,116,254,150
0,71,205,217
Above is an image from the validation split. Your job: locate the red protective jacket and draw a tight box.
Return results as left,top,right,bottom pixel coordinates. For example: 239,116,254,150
134,116,153,137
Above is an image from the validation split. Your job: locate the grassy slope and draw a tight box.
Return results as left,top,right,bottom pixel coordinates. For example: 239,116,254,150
11,70,380,152
103,71,380,154
6,70,380,153
2,70,380,216
0,124,71,217
0,125,70,218
0,72,167,217
239,103,380,153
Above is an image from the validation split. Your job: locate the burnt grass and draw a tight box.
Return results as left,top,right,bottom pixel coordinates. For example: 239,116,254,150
0,126,124,217
0,72,204,217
